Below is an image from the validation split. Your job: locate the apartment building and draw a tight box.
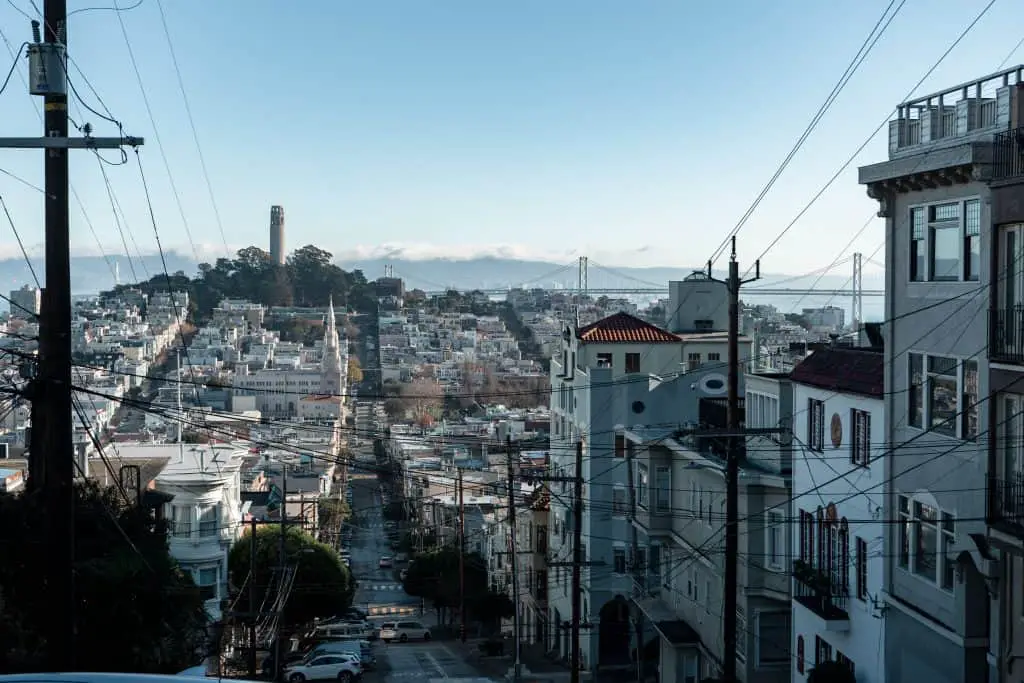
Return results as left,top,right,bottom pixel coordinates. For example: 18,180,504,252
788,348,885,683
984,79,1024,683
151,443,247,621
547,312,686,671
618,373,790,683
859,67,1022,683
518,487,550,645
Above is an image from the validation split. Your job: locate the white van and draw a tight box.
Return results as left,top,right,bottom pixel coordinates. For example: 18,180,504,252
315,622,374,640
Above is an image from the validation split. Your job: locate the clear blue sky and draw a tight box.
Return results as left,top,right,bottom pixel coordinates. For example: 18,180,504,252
0,0,1021,277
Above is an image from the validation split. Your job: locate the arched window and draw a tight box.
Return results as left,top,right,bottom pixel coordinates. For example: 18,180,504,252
838,518,850,593
816,506,825,569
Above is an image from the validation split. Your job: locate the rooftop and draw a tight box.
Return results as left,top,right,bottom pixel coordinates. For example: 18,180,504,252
789,347,884,398
886,65,1024,159
577,312,679,344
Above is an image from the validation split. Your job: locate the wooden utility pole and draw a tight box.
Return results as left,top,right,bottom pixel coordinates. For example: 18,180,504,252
570,439,584,683
506,436,523,683
274,465,289,683
709,236,759,683
0,8,144,668
457,467,466,643
248,517,258,677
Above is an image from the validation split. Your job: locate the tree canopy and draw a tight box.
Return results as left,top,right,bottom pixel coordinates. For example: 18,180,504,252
401,547,488,623
228,524,354,628
347,357,364,384
0,482,209,673
103,244,378,323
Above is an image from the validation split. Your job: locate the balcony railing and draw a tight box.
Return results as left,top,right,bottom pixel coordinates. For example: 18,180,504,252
992,127,1024,182
989,473,1024,537
792,560,849,624
631,572,661,600
989,308,1024,363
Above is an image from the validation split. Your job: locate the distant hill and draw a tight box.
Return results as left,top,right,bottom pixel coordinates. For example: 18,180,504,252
0,252,884,320
336,255,884,295
0,252,198,298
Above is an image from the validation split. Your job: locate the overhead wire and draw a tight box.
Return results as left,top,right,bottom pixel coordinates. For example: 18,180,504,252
152,0,231,257
707,0,906,266
108,0,200,263
746,0,1001,271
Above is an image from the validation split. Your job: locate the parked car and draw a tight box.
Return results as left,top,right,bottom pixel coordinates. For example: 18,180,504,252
378,556,393,569
284,653,361,683
379,620,431,643
308,640,376,670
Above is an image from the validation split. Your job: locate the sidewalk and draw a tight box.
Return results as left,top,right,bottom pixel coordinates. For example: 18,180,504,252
448,637,571,680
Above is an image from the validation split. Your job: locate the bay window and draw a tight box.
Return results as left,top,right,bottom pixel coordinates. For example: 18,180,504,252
897,494,956,591
909,198,981,282
908,352,977,440
196,565,219,601
654,466,671,512
199,505,220,537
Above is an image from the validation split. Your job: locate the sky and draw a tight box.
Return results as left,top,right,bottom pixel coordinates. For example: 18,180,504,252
0,0,1021,279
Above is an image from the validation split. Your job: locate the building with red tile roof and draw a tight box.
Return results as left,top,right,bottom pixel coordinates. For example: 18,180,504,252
576,312,681,344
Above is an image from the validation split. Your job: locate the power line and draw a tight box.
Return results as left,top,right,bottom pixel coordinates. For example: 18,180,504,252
707,0,905,266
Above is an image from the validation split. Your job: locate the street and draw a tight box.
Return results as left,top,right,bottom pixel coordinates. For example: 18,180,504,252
348,474,486,682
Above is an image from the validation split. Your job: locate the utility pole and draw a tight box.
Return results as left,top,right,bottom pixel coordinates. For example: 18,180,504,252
274,464,288,683
457,467,466,643
0,9,143,669
506,436,523,683
570,439,584,683
248,517,258,678
708,236,759,683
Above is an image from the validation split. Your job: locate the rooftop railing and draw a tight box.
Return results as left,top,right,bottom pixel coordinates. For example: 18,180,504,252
888,66,1023,158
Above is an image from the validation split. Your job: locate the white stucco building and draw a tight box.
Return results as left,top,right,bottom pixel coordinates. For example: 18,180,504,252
789,348,885,682
231,298,347,418
154,443,247,621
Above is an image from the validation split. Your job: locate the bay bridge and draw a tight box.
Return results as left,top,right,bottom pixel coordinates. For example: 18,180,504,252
407,253,881,316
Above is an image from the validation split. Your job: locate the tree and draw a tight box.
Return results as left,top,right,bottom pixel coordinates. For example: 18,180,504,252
469,591,515,634
383,397,405,419
401,547,487,625
807,661,857,683
400,378,443,422
101,244,379,325
0,483,208,673
347,357,364,384
228,524,354,628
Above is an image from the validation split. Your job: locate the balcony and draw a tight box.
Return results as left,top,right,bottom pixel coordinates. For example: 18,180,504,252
632,504,673,534
792,560,850,631
989,308,1024,363
992,127,1024,182
887,67,1021,159
989,473,1024,540
631,572,661,600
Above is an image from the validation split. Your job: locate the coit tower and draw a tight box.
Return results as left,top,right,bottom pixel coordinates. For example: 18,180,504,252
269,205,285,265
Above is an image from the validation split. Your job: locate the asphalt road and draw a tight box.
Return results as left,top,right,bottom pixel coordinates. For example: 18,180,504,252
348,475,488,683
349,475,418,620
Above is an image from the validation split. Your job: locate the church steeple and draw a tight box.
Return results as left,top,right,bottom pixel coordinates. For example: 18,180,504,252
326,295,337,345
319,295,344,395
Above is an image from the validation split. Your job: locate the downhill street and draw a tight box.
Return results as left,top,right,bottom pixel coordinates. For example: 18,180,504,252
347,473,486,682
